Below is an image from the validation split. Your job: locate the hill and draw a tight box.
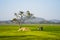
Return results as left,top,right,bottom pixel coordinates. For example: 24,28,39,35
0,17,60,24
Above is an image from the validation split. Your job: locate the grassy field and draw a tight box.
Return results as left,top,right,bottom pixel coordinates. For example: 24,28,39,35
0,24,60,40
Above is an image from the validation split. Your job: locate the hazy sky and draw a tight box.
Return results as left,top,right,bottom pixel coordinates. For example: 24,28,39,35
0,0,60,21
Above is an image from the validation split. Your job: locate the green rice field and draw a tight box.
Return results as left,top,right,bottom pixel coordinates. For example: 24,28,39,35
0,24,60,40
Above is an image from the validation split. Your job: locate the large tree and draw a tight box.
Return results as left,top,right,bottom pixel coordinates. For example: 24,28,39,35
12,11,34,28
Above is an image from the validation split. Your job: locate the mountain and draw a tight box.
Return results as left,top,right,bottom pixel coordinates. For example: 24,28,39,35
24,17,46,23
49,19,60,23
0,20,12,24
0,17,60,24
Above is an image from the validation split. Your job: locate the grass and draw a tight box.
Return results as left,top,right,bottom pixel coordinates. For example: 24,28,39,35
0,24,60,40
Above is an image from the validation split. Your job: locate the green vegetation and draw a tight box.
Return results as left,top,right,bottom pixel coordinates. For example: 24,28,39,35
0,24,60,40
